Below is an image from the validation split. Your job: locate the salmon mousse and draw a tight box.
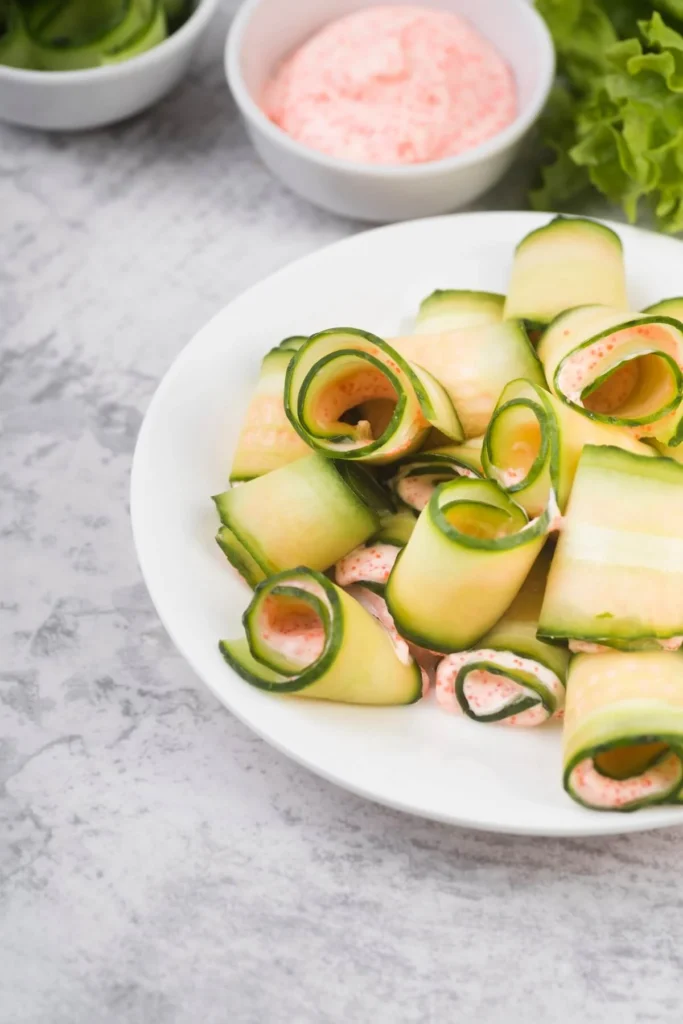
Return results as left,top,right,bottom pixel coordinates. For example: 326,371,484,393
263,6,517,166
436,649,565,726
538,305,683,444
220,568,422,705
434,550,567,726
562,652,683,810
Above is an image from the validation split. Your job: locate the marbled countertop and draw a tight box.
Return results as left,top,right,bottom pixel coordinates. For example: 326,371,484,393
2,4,683,1022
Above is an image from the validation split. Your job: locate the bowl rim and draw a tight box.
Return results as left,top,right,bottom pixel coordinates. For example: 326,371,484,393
0,0,219,84
225,0,555,179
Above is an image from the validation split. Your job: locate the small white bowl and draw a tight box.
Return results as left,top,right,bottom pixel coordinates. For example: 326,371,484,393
0,0,218,132
226,0,555,222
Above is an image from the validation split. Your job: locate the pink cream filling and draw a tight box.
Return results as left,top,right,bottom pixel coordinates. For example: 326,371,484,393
569,637,683,654
396,466,477,511
335,543,400,588
436,648,565,727
262,6,517,166
569,754,681,810
556,325,682,409
347,584,433,696
258,587,327,667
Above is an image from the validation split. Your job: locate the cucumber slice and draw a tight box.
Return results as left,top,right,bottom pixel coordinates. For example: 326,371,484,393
230,340,311,483
538,445,683,650
435,548,568,725
503,216,629,327
0,1,32,67
393,321,544,438
389,438,484,514
385,477,555,653
642,298,683,320
371,510,417,547
415,290,505,334
284,328,463,465
25,0,166,70
214,453,379,584
162,0,192,30
483,378,655,516
220,568,422,705
538,305,683,443
563,652,683,811
216,526,265,589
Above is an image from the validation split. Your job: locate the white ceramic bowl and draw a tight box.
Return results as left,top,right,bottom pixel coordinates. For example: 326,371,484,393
226,0,555,222
0,0,218,131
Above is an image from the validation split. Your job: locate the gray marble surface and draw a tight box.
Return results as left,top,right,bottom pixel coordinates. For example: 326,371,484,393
2,4,683,1022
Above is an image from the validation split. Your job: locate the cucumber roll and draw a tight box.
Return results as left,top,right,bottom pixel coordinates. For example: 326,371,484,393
24,0,167,71
221,569,423,705
436,551,567,726
284,328,463,465
389,438,483,513
385,477,556,653
642,298,683,320
0,1,31,66
538,305,683,445
503,217,629,328
230,338,310,482
393,321,544,438
213,453,380,587
483,379,654,516
539,445,683,652
415,290,505,334
563,652,683,811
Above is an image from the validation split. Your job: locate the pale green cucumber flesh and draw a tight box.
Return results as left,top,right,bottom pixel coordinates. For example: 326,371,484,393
538,445,683,647
214,453,379,578
216,526,266,589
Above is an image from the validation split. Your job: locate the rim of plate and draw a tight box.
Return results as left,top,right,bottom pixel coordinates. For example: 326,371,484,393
131,210,683,838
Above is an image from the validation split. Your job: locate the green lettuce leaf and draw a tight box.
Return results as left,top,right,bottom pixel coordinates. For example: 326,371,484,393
533,1,683,232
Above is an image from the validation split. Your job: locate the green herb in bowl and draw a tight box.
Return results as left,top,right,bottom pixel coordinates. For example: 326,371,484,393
0,0,194,71
533,0,683,234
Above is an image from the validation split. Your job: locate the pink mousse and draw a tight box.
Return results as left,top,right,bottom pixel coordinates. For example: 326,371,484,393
262,6,517,166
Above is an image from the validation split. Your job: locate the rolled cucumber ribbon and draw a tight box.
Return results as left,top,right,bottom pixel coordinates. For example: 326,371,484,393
284,328,463,465
0,1,32,67
435,550,567,726
20,0,166,71
385,477,556,653
563,652,683,811
538,305,683,445
415,290,505,333
482,379,655,517
389,438,483,513
230,337,310,483
220,569,422,705
538,445,683,652
213,453,381,588
392,320,544,438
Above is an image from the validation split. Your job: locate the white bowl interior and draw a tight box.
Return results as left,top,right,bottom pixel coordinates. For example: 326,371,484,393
239,0,548,125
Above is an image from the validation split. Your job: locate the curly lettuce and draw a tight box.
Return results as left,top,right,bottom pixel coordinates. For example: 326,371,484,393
533,1,683,233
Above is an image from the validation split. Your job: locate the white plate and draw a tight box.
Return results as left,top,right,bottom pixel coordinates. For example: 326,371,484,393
131,210,683,837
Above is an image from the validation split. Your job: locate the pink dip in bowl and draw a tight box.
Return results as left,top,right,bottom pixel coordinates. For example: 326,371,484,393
262,5,518,166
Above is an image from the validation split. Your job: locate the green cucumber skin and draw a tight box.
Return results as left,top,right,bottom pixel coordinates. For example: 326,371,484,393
563,740,683,812
543,314,683,428
15,0,167,70
539,445,683,646
215,527,265,589
214,454,380,581
454,662,549,723
220,569,422,705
